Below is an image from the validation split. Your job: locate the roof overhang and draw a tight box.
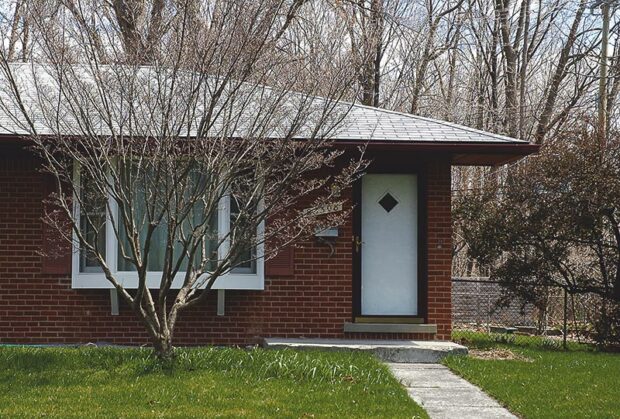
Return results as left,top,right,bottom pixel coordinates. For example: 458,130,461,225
0,134,540,166
335,140,540,166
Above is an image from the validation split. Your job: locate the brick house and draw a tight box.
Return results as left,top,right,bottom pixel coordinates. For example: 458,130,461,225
0,77,537,346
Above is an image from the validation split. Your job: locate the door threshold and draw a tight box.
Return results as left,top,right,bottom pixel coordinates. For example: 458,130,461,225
354,316,424,324
344,322,437,334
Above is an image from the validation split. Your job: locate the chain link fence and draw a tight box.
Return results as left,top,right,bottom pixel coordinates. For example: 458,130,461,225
452,277,597,348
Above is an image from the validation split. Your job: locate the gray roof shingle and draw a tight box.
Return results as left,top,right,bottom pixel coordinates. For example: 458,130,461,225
334,104,525,143
0,63,526,144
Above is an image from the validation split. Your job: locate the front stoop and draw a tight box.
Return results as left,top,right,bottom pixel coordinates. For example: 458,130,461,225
261,338,468,363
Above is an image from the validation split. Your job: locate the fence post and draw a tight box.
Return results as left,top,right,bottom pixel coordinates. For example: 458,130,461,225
563,288,568,350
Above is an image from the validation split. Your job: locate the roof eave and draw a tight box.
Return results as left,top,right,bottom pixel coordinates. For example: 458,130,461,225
0,134,540,166
333,140,540,166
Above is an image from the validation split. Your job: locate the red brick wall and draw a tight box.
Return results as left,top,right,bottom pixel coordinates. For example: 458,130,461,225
0,146,452,345
425,160,452,340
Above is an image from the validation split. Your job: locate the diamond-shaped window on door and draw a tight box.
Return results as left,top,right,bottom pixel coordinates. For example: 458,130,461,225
378,192,399,213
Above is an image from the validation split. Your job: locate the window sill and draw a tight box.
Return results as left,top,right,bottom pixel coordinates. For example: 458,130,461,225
72,272,265,290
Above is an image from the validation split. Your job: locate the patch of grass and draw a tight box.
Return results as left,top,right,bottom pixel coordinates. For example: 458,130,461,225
452,330,591,351
0,346,426,418
444,332,619,418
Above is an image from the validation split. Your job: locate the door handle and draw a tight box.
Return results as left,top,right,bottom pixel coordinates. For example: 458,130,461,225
353,236,363,252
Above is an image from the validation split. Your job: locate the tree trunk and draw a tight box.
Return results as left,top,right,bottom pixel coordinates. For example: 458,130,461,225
7,0,23,61
495,0,520,138
605,36,620,135
444,23,462,122
490,16,500,131
358,0,383,107
518,0,530,139
152,332,174,361
598,2,610,145
475,48,485,130
534,0,586,143
127,286,176,361
372,36,382,107
410,23,437,114
112,0,145,60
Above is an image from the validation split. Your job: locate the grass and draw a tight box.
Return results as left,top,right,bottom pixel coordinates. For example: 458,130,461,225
0,346,426,418
444,331,620,419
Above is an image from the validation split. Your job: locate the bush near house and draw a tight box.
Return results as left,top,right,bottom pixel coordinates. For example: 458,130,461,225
0,346,426,418
454,129,620,347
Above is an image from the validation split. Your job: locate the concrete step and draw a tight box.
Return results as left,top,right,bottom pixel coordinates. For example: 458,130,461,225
261,338,468,363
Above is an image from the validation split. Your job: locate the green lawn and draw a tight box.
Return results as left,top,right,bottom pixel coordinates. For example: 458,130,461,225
0,346,426,418
444,332,620,419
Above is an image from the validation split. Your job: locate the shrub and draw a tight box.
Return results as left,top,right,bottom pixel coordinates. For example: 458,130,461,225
455,127,620,346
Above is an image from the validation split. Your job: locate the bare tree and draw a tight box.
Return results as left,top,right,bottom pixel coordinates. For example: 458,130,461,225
607,22,620,133
337,0,386,107
370,0,602,143
494,0,525,137
407,0,464,114
0,0,364,360
534,0,589,143
1,0,30,61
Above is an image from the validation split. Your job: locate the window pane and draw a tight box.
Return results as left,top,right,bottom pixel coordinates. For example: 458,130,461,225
117,169,218,273
79,172,106,273
230,195,257,274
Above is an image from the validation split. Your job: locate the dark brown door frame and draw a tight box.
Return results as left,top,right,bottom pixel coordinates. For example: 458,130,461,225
352,165,428,322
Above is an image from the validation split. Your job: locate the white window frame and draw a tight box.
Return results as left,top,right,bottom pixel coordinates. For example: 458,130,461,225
71,164,265,290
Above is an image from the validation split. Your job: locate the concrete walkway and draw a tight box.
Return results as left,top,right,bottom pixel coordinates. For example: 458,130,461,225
388,363,517,419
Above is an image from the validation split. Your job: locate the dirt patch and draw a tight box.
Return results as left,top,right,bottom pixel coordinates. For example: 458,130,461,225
469,348,534,362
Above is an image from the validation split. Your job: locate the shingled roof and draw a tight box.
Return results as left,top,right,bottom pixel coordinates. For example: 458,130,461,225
0,63,528,148
333,104,526,144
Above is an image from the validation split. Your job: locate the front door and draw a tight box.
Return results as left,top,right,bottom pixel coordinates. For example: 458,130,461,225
360,174,418,315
